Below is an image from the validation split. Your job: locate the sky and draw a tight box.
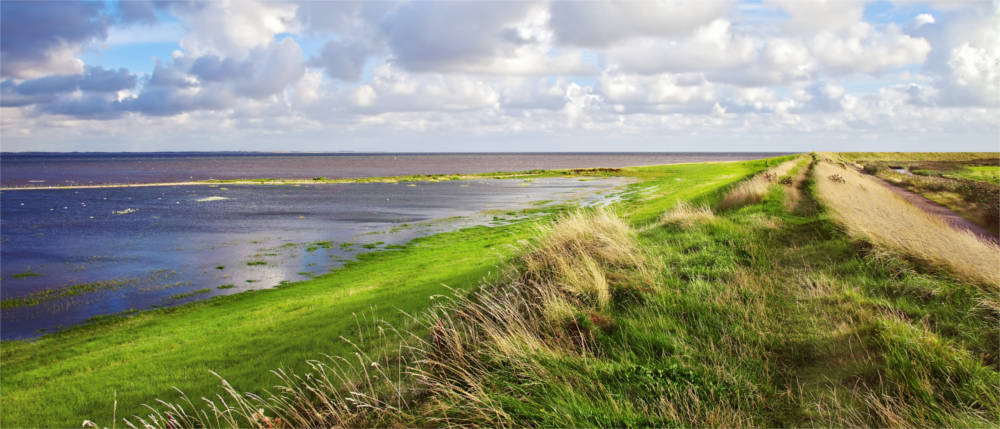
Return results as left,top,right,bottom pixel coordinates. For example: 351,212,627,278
0,0,998,152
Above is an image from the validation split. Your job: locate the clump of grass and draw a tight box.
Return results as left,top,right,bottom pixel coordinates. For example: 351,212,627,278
217,284,234,290
246,261,267,266
659,201,715,228
214,265,225,270
719,157,803,210
813,160,1000,288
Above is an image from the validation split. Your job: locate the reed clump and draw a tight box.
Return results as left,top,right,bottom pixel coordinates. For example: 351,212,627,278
813,160,1000,289
659,201,716,228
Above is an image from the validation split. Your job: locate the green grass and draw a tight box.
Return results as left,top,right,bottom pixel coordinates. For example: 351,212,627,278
0,224,539,426
947,165,1000,185
451,168,997,427
216,284,234,290
0,159,774,427
10,271,41,279
119,156,996,427
9,154,993,428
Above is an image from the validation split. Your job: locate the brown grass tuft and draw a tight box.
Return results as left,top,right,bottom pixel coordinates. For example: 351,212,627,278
720,157,803,210
660,201,716,228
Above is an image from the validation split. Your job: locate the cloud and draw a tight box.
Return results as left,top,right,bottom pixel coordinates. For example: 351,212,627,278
2,0,998,151
381,1,539,71
124,36,305,115
117,0,158,25
308,39,371,81
172,0,298,57
0,1,109,78
944,41,999,106
549,0,733,47
9,66,136,96
596,69,717,114
921,9,1000,106
346,63,499,113
810,23,931,75
607,20,755,74
766,0,866,34
913,13,936,28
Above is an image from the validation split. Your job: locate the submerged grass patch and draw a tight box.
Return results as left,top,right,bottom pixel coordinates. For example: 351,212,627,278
167,288,211,302
10,271,41,279
1,270,176,309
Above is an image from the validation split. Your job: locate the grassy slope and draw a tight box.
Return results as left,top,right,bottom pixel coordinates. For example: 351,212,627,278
1,158,784,427
833,152,1000,236
412,158,998,427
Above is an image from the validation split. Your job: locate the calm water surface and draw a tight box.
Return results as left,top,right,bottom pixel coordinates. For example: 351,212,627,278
1,152,786,187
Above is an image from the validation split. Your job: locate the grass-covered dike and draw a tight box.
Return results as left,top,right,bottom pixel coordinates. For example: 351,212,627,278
3,154,998,428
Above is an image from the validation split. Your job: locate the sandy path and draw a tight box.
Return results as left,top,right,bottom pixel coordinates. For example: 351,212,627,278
863,172,999,245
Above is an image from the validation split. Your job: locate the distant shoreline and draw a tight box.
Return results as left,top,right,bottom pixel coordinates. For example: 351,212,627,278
0,157,786,191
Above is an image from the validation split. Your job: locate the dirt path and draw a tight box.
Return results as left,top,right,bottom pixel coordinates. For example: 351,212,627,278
863,172,1000,245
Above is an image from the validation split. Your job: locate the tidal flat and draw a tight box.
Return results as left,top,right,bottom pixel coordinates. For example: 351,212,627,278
1,177,628,339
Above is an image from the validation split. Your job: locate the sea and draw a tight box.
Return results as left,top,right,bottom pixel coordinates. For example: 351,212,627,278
0,152,785,339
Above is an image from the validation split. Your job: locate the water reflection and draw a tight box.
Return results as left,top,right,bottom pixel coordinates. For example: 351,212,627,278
1,178,628,339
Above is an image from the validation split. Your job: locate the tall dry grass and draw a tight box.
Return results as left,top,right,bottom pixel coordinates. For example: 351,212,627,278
812,161,1000,288
413,207,655,425
109,207,654,428
719,157,803,210
659,201,716,228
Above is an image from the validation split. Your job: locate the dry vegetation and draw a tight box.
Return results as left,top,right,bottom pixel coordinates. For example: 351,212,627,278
813,160,1000,289
719,157,804,210
658,201,716,228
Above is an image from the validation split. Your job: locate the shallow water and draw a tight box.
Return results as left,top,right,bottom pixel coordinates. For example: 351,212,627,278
0,152,787,187
0,178,627,339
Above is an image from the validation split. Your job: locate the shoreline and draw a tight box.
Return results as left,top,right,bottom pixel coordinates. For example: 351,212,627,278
0,158,765,191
